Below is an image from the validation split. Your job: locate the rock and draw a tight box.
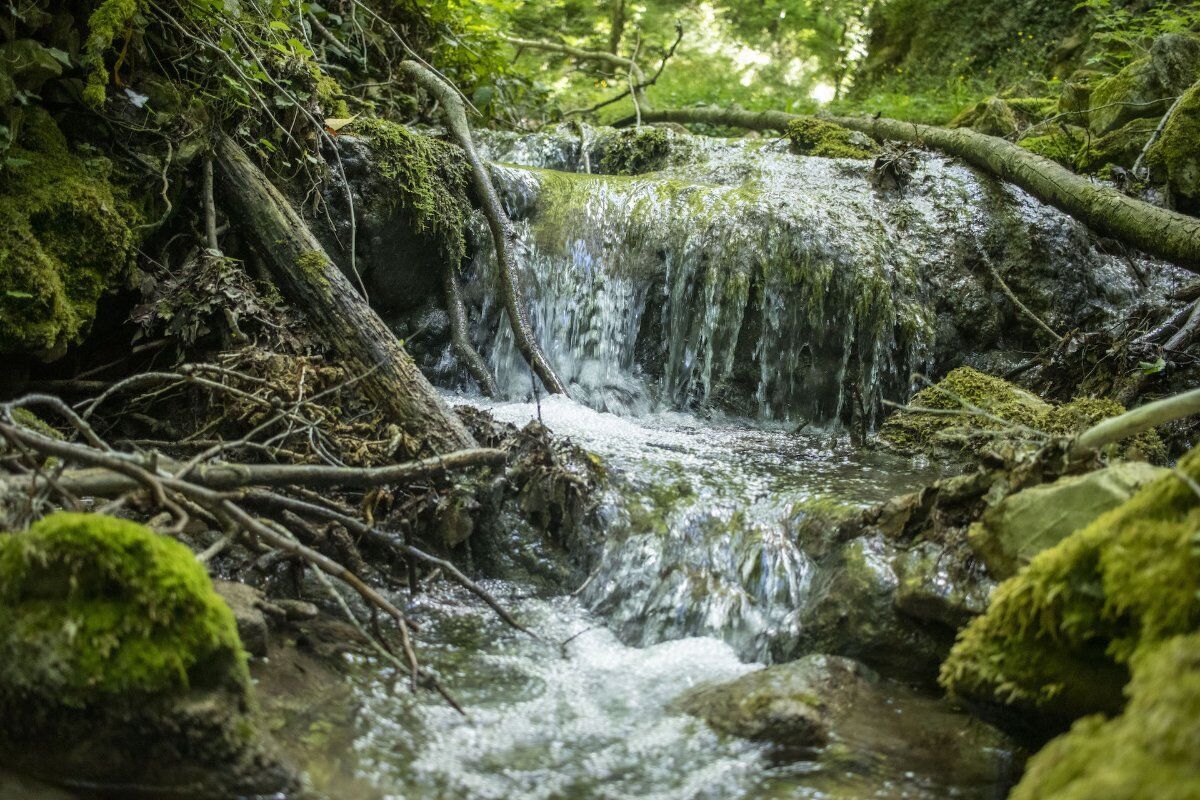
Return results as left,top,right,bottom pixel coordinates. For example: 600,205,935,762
969,461,1166,579
1146,82,1200,214
1094,35,1195,136
214,579,271,658
894,539,994,628
678,653,1017,786
1076,117,1156,173
1059,69,1104,116
796,534,950,683
1149,33,1200,96
787,117,874,159
971,97,1020,137
0,513,296,797
273,598,320,621
1009,631,1200,800
1088,57,1171,136
941,447,1200,733
676,654,869,746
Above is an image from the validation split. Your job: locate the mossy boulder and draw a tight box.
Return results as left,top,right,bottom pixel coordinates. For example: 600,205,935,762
1008,631,1200,800
0,513,295,796
939,446,1200,729
1019,125,1085,168
0,109,139,361
1076,117,1156,173
1087,57,1171,136
593,126,676,174
1146,82,1200,215
1148,33,1200,97
1058,69,1103,117
787,117,874,159
968,98,1020,137
968,461,1166,579
879,366,1164,460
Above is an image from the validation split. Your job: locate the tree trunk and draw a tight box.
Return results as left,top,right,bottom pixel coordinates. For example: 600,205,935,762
620,107,1200,271
608,0,626,54
215,133,477,453
400,60,570,395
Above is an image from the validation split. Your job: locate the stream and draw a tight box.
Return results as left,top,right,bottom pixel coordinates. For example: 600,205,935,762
295,125,1176,799
302,396,1012,800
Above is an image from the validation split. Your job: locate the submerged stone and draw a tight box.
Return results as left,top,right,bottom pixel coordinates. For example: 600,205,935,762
0,513,295,797
678,653,1016,787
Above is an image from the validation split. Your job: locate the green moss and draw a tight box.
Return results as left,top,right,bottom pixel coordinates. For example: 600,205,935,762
82,0,144,107
787,117,874,159
0,512,249,710
1076,118,1156,173
595,127,674,174
1019,126,1085,167
0,108,139,360
879,367,1164,459
939,447,1200,721
1009,631,1200,800
1146,82,1200,213
350,117,472,264
312,72,350,118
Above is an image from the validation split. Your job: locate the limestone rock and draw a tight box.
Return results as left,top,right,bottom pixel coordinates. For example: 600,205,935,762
1088,57,1171,136
969,461,1166,579
1146,82,1200,214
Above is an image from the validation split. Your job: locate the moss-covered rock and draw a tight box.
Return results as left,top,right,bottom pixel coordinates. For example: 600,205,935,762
1019,125,1085,168
939,446,1200,728
1058,69,1103,117
593,126,675,174
787,117,874,159
1146,82,1200,215
0,109,139,361
1088,57,1171,136
1075,117,1156,173
349,117,473,265
969,97,1019,137
879,367,1165,460
1008,631,1200,800
0,513,295,795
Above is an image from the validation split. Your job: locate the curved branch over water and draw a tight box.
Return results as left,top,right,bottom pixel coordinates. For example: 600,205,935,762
618,107,1200,272
401,60,569,395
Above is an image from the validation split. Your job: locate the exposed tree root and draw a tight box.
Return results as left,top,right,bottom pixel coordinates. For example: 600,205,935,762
444,267,499,397
401,60,569,395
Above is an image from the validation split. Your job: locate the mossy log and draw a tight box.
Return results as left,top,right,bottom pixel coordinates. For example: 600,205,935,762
214,133,476,453
621,107,1200,271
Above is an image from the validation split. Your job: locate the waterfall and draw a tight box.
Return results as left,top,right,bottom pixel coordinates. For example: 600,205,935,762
462,127,1160,427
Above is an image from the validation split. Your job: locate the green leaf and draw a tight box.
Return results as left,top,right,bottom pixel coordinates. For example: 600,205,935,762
46,47,72,67
5,290,34,299
1139,357,1167,375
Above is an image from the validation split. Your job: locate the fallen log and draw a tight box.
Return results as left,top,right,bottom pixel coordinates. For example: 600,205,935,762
619,107,1200,271
214,133,477,453
400,60,570,395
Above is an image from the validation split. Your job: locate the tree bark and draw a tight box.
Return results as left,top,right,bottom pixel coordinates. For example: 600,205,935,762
619,107,1200,271
608,0,626,55
400,60,569,395
214,133,477,453
444,266,499,396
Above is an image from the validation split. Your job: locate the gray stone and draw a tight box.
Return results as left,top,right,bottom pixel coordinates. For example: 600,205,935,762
1089,57,1171,136
214,580,271,658
968,461,1165,578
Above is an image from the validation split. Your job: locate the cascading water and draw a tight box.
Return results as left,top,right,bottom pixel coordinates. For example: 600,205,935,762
465,126,1162,426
